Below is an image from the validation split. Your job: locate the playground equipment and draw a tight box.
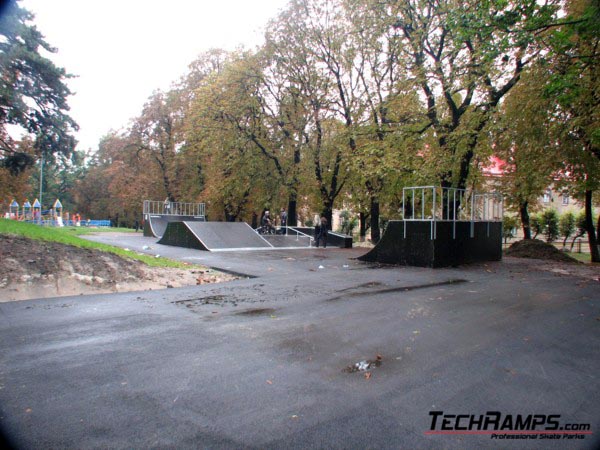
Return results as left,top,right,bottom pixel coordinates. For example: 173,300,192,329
32,199,41,222
53,199,64,226
2,198,107,227
359,186,503,267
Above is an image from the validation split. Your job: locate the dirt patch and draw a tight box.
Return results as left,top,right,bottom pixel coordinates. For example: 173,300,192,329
505,239,579,263
0,235,236,302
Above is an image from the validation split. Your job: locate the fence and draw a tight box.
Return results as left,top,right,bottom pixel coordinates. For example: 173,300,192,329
143,200,205,217
402,186,503,240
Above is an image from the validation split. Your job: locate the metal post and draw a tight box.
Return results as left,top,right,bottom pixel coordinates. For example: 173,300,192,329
453,189,456,239
412,188,415,220
402,189,405,219
470,193,475,238
432,187,436,222
39,152,44,219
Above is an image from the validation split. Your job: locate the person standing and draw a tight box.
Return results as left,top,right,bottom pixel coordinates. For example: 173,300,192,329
280,208,287,234
315,215,328,248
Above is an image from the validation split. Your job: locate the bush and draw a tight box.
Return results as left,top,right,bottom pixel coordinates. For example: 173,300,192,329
502,216,518,242
541,209,559,243
559,211,576,248
530,214,544,239
338,210,357,236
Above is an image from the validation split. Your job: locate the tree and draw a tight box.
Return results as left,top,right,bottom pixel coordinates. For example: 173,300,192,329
544,0,600,261
186,54,279,221
387,0,561,204
541,209,559,242
265,3,351,229
0,0,78,173
492,66,562,239
569,210,588,251
130,89,188,202
502,215,518,244
559,211,576,249
530,213,543,239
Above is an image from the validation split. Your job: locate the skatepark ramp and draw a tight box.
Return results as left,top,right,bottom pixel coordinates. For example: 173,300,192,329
358,220,502,267
358,186,503,267
143,214,205,238
158,222,273,251
143,200,206,238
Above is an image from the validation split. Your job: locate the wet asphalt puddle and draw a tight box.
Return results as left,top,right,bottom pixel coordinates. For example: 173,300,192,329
234,308,276,316
24,303,74,310
326,278,468,302
172,295,239,312
171,284,273,314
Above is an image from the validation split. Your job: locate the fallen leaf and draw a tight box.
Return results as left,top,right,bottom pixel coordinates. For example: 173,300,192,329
266,380,273,385
364,372,371,380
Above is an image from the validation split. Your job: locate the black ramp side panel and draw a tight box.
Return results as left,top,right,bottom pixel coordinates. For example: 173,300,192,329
358,221,434,266
157,222,208,250
158,222,272,251
358,220,502,267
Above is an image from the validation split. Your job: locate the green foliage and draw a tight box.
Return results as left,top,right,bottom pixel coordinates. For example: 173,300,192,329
0,0,78,171
541,209,559,242
575,210,588,235
502,216,518,240
530,213,543,239
338,210,357,236
559,211,576,245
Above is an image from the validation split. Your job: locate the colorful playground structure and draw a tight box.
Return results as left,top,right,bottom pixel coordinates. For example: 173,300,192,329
2,198,110,227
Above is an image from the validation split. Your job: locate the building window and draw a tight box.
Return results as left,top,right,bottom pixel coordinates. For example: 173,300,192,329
562,192,569,205
543,190,551,203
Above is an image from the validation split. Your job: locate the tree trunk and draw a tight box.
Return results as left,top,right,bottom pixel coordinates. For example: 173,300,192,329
287,196,297,227
584,190,599,262
359,212,368,240
570,232,584,252
519,201,531,239
321,205,333,231
370,198,380,244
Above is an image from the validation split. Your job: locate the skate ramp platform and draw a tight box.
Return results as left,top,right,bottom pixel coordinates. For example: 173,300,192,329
358,220,502,267
143,214,205,238
158,221,273,251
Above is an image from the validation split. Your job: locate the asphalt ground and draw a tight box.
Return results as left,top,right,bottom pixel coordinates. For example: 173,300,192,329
0,233,598,449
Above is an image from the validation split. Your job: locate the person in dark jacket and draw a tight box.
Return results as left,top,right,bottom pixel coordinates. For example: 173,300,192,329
315,215,328,248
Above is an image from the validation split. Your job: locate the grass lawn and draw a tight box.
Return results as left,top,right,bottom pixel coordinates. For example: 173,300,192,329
568,252,595,263
0,219,190,268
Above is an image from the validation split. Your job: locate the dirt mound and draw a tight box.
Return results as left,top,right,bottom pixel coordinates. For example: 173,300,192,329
0,234,235,301
505,239,579,263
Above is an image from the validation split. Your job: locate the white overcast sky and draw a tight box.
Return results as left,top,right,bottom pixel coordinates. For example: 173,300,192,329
20,0,289,151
